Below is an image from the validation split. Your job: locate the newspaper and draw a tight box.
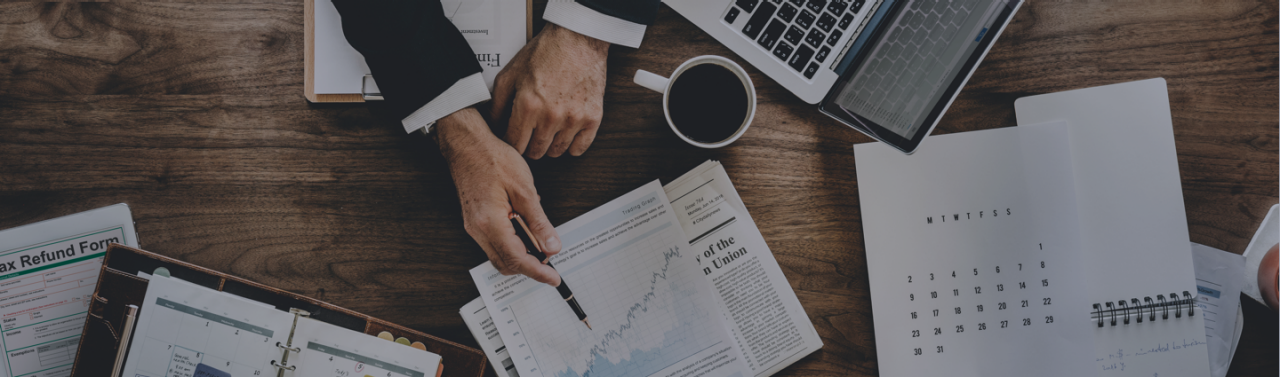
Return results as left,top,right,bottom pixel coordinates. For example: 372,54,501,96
460,161,821,377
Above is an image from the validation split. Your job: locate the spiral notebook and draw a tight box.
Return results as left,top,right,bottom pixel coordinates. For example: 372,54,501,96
1016,78,1209,377
855,78,1209,377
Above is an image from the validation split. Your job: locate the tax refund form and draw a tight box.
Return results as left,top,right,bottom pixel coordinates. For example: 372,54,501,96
0,204,137,377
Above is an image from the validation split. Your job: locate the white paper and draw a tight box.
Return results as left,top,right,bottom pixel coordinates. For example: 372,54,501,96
1014,78,1197,303
460,298,518,377
471,181,747,377
314,0,527,94
1190,242,1244,377
314,0,372,95
292,318,441,377
121,275,295,377
663,161,823,377
1015,78,1211,377
0,204,137,377
854,122,1096,377
1241,204,1278,305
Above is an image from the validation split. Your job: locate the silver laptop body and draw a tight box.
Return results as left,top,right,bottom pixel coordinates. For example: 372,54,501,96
665,0,1024,153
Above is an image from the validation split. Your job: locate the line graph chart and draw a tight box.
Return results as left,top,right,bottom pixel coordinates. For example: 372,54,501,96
512,230,721,377
473,183,739,377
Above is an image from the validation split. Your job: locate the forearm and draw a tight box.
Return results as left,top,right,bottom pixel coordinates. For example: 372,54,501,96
436,107,491,161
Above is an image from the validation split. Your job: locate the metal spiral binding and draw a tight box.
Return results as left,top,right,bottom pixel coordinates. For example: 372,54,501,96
1092,291,1194,327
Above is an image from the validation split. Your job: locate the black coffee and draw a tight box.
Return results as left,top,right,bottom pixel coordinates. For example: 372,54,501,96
667,64,750,144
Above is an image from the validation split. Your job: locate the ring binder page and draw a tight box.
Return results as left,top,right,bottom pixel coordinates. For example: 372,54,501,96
116,274,445,377
119,275,295,377
271,309,309,373
289,315,443,377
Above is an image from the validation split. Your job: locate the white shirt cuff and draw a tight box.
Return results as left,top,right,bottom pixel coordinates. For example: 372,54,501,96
401,73,491,134
543,0,647,48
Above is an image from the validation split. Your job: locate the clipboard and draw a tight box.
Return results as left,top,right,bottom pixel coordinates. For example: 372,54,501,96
70,244,486,377
304,0,534,103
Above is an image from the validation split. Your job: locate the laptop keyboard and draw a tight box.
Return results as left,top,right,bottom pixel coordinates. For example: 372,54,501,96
727,0,864,79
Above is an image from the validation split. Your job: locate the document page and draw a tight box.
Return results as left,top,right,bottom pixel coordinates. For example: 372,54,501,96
1189,242,1243,377
471,181,747,377
0,228,128,377
460,298,518,377
663,161,822,377
0,204,136,377
314,0,526,94
854,122,1095,377
121,276,295,377
292,318,441,377
440,0,527,90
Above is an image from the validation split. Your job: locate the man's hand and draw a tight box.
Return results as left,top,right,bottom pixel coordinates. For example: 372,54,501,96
490,23,609,159
437,107,563,286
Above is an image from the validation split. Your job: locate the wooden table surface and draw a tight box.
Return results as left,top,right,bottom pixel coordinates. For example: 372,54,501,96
1,1,1276,376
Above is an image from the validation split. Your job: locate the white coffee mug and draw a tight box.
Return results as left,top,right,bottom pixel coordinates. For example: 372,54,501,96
633,55,756,149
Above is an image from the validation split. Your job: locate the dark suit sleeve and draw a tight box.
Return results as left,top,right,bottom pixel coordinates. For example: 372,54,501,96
332,0,483,122
575,0,663,25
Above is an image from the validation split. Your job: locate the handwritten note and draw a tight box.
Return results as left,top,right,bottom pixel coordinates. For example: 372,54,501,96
1097,338,1208,373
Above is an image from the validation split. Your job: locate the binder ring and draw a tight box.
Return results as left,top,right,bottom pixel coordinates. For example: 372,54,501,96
1183,291,1195,316
1157,295,1168,319
1131,298,1142,323
1117,300,1129,325
1092,292,1194,328
1105,301,1116,327
276,341,301,353
270,359,296,371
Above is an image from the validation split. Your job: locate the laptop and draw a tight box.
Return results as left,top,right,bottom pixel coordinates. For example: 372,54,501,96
664,0,1024,154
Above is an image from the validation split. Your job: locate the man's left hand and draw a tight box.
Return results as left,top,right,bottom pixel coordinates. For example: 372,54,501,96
490,23,610,159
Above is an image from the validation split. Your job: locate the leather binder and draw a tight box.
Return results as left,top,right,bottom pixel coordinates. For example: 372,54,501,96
71,244,486,377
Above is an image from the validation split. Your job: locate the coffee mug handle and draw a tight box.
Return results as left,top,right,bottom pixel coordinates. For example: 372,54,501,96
633,70,670,94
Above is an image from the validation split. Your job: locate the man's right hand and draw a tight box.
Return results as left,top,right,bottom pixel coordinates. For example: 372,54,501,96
436,107,563,286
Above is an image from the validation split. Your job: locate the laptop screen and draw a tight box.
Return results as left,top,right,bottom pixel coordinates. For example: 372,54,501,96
830,0,1011,139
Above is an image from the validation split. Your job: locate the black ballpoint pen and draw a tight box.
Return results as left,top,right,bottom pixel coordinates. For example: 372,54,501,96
511,214,592,330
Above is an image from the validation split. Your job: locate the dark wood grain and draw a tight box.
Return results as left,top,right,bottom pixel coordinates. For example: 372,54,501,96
0,1,1276,376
